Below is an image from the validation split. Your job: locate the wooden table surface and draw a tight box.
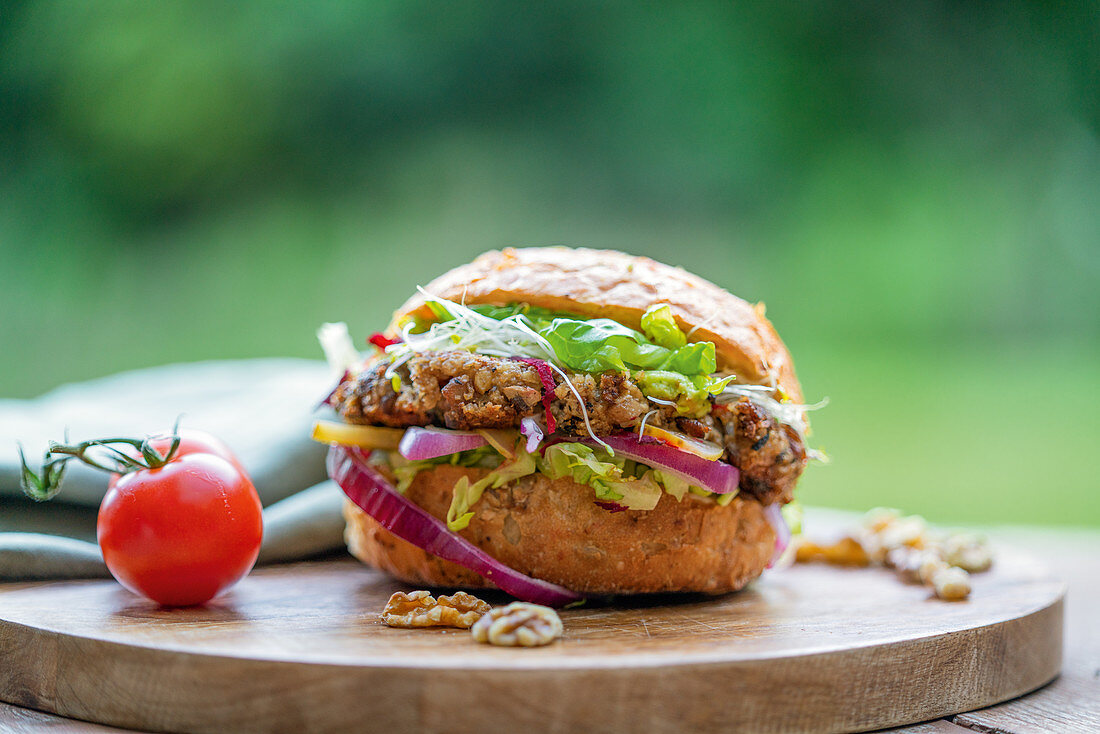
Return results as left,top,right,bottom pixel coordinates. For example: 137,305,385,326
1,525,1096,734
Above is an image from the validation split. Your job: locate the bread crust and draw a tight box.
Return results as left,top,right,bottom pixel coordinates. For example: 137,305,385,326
390,246,802,402
344,465,775,594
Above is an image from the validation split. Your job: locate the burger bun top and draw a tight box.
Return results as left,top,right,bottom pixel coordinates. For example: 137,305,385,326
391,247,802,402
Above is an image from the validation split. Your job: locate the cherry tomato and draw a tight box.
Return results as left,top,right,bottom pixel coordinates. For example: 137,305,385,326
98,452,263,606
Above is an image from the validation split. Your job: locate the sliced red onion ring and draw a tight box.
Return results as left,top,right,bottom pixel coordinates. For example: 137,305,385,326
519,416,545,453
579,434,740,495
763,502,792,569
398,426,487,461
516,358,557,433
328,445,582,607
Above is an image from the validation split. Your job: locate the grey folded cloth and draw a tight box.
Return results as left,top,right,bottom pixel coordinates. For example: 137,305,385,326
0,359,352,581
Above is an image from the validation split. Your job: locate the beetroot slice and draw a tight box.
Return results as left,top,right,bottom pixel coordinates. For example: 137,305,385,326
515,358,558,433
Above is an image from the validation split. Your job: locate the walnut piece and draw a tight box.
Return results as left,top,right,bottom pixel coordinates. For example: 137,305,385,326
917,553,950,586
932,566,972,601
890,547,950,586
381,590,491,629
888,547,924,582
471,602,563,647
940,533,993,572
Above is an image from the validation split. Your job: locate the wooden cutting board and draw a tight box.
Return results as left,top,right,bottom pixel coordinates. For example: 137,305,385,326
0,551,1063,734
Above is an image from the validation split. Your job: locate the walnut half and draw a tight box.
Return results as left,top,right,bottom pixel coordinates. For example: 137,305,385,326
471,602,563,647
381,590,491,629
931,566,972,601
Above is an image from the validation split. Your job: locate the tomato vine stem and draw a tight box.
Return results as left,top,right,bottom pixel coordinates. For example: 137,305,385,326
18,424,183,502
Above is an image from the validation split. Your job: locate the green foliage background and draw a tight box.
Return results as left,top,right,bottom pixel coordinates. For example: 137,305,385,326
2,2,1097,525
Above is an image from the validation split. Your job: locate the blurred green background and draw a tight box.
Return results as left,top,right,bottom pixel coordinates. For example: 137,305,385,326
1,2,1097,526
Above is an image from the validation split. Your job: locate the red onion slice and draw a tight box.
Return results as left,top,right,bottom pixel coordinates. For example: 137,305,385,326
398,426,488,461
519,416,545,453
763,502,792,569
328,445,583,607
579,435,740,495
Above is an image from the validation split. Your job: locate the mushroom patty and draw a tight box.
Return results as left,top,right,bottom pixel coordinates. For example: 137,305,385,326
331,351,805,504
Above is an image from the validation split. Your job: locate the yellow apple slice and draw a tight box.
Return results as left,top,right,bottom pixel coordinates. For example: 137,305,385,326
642,425,725,461
311,420,404,450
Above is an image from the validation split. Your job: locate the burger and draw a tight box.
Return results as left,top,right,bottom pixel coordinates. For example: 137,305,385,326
315,247,817,605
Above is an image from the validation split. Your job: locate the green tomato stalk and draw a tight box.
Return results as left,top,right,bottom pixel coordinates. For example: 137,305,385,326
18,425,183,502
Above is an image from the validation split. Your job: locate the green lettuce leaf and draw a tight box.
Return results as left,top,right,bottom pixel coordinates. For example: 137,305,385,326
445,476,477,530
539,442,625,493
471,303,719,377
651,470,691,501
602,471,663,510
640,304,687,349
540,318,666,372
716,490,738,506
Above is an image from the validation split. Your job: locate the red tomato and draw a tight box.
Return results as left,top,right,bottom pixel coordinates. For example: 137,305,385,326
98,452,263,606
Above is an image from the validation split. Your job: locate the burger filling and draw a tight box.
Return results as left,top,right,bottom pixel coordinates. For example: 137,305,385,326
325,298,814,514
332,351,803,506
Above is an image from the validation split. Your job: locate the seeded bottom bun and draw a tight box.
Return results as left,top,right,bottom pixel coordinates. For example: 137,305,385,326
343,464,775,595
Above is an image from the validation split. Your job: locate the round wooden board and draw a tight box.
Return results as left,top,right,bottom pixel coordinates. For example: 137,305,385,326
0,553,1063,734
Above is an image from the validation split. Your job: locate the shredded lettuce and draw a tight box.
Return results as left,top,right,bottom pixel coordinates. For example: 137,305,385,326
651,470,691,501
716,490,737,506
536,442,729,510
538,442,662,509
445,441,537,531
603,472,663,509
539,442,616,488
390,445,501,494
